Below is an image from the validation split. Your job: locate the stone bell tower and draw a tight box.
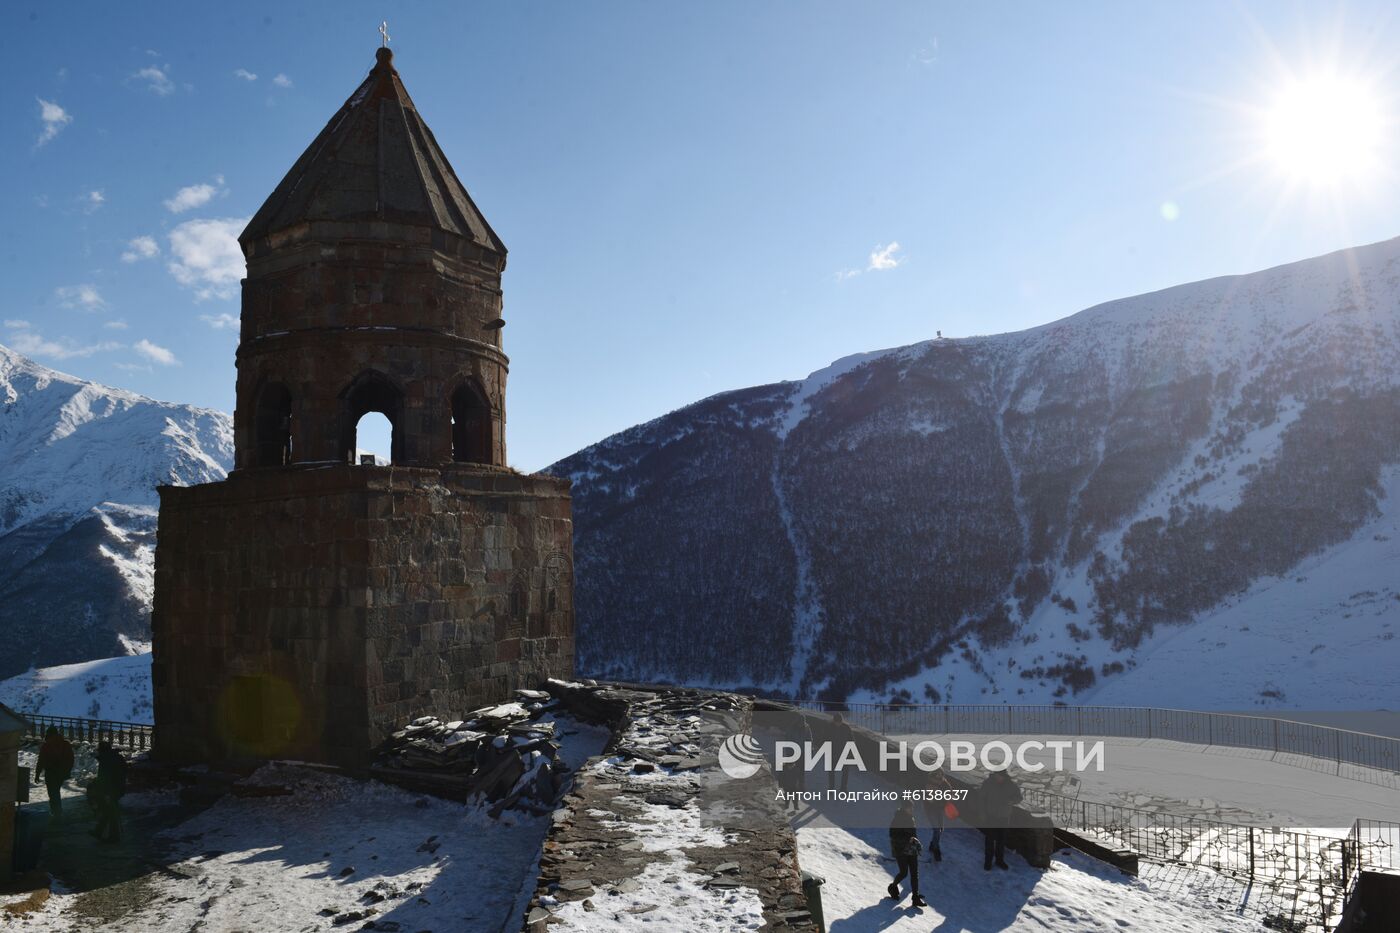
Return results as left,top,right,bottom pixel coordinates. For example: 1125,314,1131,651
150,46,575,769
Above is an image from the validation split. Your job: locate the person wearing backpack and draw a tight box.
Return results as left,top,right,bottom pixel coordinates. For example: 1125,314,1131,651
91,741,128,844
34,726,76,818
885,801,927,907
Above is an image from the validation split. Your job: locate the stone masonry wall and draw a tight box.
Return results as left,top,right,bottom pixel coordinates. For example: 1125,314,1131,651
234,236,510,469
0,724,18,883
151,465,573,770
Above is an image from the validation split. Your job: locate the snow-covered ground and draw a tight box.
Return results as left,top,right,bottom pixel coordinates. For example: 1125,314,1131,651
0,654,153,723
531,694,772,931
765,725,1391,930
4,718,612,932
797,814,1265,932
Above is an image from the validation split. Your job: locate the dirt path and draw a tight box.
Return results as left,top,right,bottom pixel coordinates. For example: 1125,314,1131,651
18,777,211,928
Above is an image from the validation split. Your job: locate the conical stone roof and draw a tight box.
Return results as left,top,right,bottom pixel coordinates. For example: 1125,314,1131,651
240,47,505,256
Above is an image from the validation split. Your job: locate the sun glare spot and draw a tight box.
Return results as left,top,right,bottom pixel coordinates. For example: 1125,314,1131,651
1264,74,1386,187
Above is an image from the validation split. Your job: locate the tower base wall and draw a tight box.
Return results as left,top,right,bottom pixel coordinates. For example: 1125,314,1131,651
151,465,574,769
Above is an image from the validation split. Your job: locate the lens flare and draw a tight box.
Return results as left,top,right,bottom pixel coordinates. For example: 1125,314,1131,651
1264,74,1386,187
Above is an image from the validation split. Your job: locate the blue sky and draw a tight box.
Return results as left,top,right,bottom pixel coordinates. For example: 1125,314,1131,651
7,2,1400,470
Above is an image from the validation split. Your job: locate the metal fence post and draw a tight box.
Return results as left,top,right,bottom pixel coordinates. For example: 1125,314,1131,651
1248,827,1255,879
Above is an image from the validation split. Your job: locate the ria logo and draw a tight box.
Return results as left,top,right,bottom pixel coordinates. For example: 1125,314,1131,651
718,733,765,779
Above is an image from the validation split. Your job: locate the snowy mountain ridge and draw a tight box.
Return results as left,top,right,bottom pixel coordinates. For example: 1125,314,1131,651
552,235,1400,707
0,344,232,678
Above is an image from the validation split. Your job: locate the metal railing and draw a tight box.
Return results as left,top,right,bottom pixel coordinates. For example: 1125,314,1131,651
1022,784,1373,929
21,713,154,750
795,702,1400,776
787,700,1399,929
1344,818,1400,879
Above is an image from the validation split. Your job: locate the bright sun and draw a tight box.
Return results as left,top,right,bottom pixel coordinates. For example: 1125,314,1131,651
1264,74,1386,187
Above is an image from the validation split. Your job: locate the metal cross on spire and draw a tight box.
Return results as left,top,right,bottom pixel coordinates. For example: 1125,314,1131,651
379,20,391,48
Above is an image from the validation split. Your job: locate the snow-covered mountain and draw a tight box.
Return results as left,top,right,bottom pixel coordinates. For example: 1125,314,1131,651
0,344,231,680
550,236,1400,708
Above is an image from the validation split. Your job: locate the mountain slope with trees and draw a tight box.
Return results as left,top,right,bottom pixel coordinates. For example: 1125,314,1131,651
551,237,1400,705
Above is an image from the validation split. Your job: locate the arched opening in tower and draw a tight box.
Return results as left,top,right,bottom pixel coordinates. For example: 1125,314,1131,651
451,380,493,464
253,382,293,467
354,412,394,465
342,373,403,464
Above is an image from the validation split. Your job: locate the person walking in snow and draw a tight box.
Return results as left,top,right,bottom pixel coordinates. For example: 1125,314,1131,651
826,713,854,793
886,801,927,907
34,726,75,818
90,741,128,844
777,711,811,812
977,768,1022,870
920,768,955,862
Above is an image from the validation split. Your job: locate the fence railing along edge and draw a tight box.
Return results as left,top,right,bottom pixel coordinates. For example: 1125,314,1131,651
792,701,1400,776
20,711,155,751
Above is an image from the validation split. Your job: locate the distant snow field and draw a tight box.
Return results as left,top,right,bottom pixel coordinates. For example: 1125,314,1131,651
0,653,153,723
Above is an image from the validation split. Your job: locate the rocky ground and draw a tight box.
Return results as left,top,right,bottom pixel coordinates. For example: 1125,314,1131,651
524,681,814,931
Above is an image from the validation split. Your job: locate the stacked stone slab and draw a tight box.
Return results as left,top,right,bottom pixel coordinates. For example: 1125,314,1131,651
151,46,574,770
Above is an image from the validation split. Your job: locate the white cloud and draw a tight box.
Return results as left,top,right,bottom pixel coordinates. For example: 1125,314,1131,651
36,97,72,146
200,312,239,330
233,68,258,82
271,73,293,88
868,241,904,271
121,235,161,262
133,65,175,96
4,319,32,329
834,242,904,282
84,189,105,212
167,217,248,300
104,319,129,330
6,329,122,361
55,284,107,311
164,175,226,213
114,362,153,374
134,338,178,366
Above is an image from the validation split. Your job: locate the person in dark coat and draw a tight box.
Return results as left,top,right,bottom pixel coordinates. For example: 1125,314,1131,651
91,741,128,844
34,727,76,818
977,768,1022,870
826,713,854,793
885,801,927,907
